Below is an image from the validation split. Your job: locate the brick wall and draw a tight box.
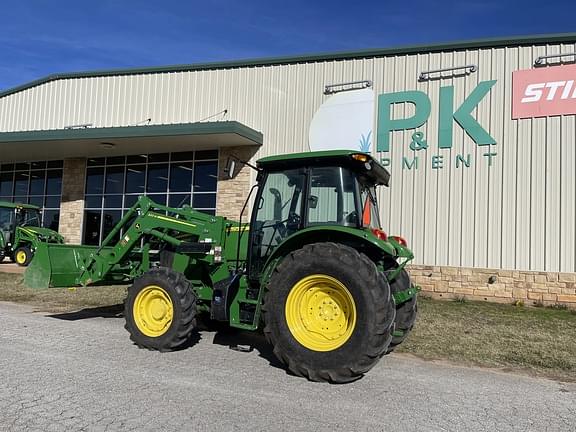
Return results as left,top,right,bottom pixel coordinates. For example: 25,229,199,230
409,265,576,309
216,146,260,221
58,158,86,244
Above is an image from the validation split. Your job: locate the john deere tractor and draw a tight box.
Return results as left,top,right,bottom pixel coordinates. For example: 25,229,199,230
0,201,64,266
25,150,418,382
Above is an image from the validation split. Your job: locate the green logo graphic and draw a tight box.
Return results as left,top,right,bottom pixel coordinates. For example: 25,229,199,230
376,80,497,152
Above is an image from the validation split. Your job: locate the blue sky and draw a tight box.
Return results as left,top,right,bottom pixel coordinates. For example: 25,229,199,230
1,0,574,91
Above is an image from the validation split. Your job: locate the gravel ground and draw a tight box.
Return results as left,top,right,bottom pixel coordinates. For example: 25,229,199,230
0,301,574,432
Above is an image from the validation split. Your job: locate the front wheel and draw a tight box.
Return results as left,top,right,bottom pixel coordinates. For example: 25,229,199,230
14,246,33,266
124,267,197,351
387,269,418,354
263,242,395,383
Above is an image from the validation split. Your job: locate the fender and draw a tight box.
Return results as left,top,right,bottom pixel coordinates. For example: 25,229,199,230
260,225,402,284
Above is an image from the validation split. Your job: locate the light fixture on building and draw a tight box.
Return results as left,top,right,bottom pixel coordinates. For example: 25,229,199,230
100,142,115,149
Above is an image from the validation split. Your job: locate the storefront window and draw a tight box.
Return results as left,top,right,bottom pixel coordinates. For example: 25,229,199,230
0,161,63,231
83,150,219,245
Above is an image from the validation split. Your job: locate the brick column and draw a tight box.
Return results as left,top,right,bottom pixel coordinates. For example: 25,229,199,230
216,146,260,221
58,158,86,243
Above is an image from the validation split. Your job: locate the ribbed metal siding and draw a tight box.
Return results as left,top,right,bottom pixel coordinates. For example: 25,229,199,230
1,42,575,273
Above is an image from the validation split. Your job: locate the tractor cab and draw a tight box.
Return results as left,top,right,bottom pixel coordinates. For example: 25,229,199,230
248,150,393,278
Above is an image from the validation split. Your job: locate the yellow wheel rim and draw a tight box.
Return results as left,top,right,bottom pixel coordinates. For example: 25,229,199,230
285,274,357,352
133,285,174,337
16,251,27,264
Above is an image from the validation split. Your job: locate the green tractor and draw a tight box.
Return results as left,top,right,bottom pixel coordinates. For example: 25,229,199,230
25,150,418,382
0,201,64,266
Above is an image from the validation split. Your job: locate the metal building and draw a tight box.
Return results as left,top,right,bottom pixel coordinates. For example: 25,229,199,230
1,33,576,305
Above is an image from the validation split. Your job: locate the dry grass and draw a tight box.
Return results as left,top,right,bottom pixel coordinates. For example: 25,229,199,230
397,296,576,382
1,271,575,381
0,272,126,313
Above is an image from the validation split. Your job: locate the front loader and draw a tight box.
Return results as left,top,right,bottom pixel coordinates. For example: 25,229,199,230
25,150,418,382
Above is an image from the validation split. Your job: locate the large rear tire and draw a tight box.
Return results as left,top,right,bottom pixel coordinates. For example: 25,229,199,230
262,242,395,383
387,269,418,354
124,267,197,352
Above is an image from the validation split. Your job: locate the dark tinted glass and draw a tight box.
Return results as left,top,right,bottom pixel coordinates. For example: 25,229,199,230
14,172,29,195
126,155,148,164
192,193,216,209
125,165,146,194
147,194,166,206
85,195,102,209
104,195,123,209
105,166,124,194
43,210,59,231
86,168,104,194
29,196,43,207
148,153,169,163
46,170,63,195
31,161,46,169
169,162,193,192
124,195,139,208
106,156,126,165
147,164,168,193
193,161,217,192
87,157,105,166
1,163,14,171
47,160,64,169
29,170,45,195
84,211,101,245
195,150,218,160
15,163,30,171
102,210,122,243
168,194,191,208
171,151,195,162
44,196,61,208
0,173,13,196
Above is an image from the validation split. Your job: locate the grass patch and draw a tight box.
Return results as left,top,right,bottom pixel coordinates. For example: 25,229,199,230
396,297,576,382
1,271,575,382
0,272,126,313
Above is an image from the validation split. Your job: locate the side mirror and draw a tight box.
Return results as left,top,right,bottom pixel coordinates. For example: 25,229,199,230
224,158,236,179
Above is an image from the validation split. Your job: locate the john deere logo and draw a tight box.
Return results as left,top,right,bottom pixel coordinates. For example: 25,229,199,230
376,80,497,170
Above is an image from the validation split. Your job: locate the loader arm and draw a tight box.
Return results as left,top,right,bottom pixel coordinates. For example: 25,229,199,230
26,196,229,289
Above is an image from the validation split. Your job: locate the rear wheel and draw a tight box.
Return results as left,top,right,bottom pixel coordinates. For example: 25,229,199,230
124,267,197,351
263,242,395,383
14,246,33,266
387,269,418,353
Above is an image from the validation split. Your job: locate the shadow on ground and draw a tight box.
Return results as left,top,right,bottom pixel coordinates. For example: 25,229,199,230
47,305,286,372
49,304,124,320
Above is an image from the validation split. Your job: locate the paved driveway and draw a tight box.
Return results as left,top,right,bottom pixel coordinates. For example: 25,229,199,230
0,301,574,431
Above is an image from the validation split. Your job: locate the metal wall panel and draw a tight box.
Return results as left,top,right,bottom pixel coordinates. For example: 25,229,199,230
1,41,576,272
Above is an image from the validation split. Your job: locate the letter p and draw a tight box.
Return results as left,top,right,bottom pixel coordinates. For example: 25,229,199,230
377,91,431,152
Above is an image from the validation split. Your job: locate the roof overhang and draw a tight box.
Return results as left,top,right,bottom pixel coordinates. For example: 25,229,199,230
0,121,263,162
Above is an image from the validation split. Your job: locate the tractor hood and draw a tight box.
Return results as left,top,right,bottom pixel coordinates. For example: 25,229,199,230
17,226,64,243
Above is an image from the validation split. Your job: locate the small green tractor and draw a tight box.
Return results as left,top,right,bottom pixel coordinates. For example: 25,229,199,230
0,201,64,266
25,150,418,382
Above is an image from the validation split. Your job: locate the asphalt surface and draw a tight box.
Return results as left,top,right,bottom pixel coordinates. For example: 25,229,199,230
0,301,574,432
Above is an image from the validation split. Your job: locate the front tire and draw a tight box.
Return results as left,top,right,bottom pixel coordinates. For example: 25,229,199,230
263,242,395,383
387,269,418,353
124,267,197,351
14,246,33,266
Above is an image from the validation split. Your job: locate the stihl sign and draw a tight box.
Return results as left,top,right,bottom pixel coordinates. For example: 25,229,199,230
512,64,576,119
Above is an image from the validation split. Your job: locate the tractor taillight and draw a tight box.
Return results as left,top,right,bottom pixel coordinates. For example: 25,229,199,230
371,228,388,241
391,235,408,247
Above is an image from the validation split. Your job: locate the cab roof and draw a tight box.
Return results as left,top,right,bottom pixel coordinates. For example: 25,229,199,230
257,150,390,186
0,200,40,210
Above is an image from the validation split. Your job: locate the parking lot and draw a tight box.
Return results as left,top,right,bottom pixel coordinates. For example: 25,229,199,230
0,301,574,431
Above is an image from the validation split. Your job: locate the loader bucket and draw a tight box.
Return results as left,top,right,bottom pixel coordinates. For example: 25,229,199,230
25,242,99,289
